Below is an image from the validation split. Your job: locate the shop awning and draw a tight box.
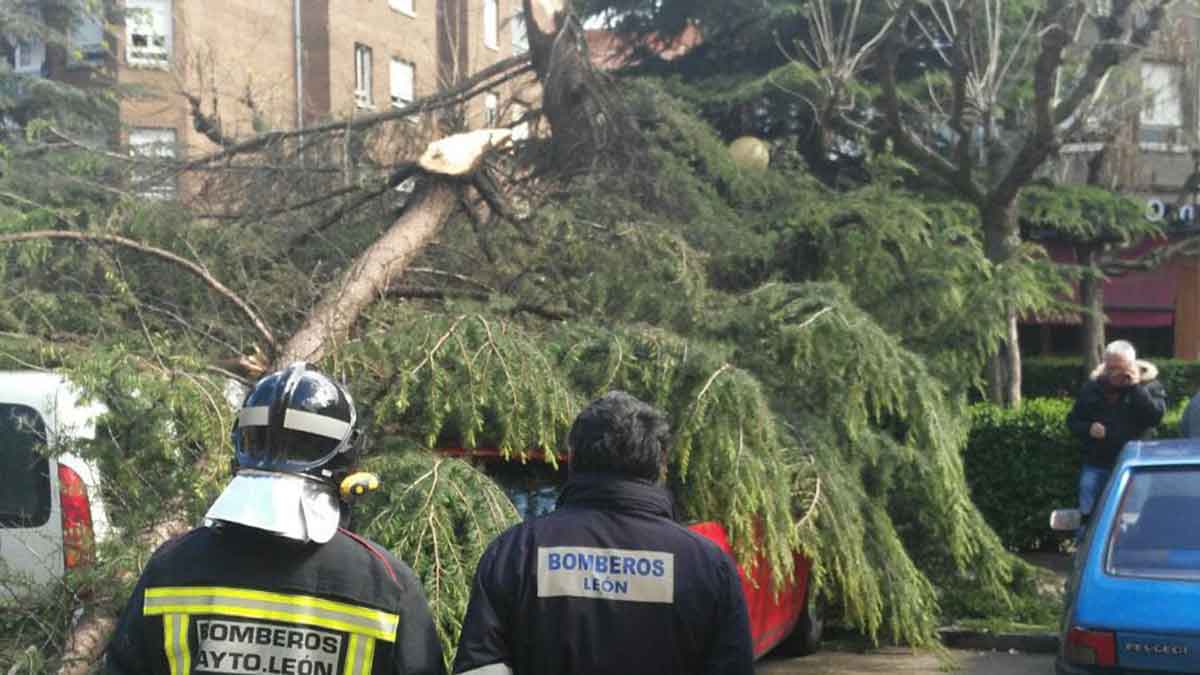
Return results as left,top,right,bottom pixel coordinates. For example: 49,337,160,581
1033,241,1177,327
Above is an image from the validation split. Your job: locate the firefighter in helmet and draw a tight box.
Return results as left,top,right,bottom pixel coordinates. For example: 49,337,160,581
105,363,445,675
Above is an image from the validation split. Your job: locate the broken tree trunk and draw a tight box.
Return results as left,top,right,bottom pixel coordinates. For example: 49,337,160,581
278,130,512,365
521,0,636,169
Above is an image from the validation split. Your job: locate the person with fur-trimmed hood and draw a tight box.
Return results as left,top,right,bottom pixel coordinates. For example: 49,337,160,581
1066,340,1166,522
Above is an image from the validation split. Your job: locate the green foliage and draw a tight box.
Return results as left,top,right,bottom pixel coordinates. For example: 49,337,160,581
1024,356,1200,408
357,452,520,669
345,313,580,461
0,34,1080,669
713,282,1019,642
1022,184,1159,244
963,399,1079,551
63,349,235,537
938,558,1062,631
560,327,803,588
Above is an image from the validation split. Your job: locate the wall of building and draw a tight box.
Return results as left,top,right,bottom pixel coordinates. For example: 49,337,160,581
1036,5,1200,359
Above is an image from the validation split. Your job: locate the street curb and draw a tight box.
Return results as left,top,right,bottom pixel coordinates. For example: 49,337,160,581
938,628,1059,654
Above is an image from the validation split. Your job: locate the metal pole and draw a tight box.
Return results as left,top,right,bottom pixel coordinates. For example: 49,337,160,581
294,0,304,128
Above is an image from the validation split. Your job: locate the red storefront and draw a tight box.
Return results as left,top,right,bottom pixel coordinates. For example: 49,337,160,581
1022,240,1200,359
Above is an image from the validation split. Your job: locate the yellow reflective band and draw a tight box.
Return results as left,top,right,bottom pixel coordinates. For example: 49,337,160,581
162,614,176,675
143,587,399,641
361,636,376,675
161,614,191,675
180,615,192,675
342,634,376,675
344,634,360,675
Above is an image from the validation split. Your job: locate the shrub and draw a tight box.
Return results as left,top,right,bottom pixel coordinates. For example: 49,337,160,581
964,398,1079,551
1024,356,1200,408
964,395,1191,552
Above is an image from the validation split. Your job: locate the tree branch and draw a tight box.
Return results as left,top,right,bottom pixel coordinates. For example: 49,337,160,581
878,15,985,203
184,90,235,148
988,0,1072,210
387,285,574,321
177,56,533,172
194,183,363,221
0,231,277,351
285,164,422,253
947,2,974,183
279,181,461,364
1100,233,1200,275
1053,0,1173,126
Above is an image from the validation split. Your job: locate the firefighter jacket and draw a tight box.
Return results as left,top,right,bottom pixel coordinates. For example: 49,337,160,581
104,524,445,675
452,473,754,675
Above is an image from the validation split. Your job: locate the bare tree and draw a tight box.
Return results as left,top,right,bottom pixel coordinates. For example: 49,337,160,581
870,0,1177,405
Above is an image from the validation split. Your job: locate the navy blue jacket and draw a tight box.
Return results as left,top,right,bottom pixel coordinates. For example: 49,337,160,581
104,525,444,675
452,473,754,675
1066,375,1166,469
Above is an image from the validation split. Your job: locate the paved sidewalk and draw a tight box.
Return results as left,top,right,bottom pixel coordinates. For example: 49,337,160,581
757,647,1054,674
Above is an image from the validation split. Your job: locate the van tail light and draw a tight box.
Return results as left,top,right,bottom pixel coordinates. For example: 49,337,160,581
58,464,95,570
1066,627,1117,667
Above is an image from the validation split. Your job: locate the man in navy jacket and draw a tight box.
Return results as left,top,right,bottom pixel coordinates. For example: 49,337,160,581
453,391,754,675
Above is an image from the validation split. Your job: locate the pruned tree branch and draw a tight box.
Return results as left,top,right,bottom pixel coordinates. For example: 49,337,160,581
878,16,985,203
986,0,1072,210
184,90,235,149
994,0,1174,209
1053,0,1174,126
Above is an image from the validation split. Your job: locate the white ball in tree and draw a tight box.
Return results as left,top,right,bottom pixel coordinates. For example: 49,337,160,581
729,136,770,171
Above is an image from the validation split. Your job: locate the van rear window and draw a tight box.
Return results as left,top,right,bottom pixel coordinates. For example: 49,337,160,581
1107,467,1200,581
0,404,50,528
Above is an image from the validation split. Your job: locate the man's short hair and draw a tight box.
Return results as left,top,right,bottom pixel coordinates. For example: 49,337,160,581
568,391,670,482
1105,340,1137,363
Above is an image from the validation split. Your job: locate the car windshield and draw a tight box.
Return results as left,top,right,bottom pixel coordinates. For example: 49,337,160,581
0,403,51,529
485,460,565,520
1106,467,1200,581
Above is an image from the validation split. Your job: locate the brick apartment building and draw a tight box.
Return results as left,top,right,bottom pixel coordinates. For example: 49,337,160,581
7,0,535,194
1025,3,1200,360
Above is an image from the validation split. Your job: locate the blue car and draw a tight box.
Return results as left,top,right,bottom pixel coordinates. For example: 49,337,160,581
1052,440,1200,674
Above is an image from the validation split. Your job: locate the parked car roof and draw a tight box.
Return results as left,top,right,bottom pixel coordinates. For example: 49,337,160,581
1118,439,1200,469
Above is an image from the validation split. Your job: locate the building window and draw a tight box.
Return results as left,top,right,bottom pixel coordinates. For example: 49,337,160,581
129,127,177,199
484,0,499,50
355,44,373,108
389,0,415,15
12,38,46,75
70,7,107,65
512,10,528,55
391,58,414,108
125,0,171,67
483,92,499,127
1140,61,1182,144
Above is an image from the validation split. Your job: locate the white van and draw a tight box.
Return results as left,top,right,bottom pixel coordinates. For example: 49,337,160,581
0,371,109,602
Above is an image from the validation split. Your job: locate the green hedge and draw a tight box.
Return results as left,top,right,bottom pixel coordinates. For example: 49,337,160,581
964,399,1079,551
1024,356,1200,408
964,396,1190,551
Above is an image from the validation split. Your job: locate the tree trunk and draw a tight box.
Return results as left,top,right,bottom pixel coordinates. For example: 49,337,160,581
521,0,634,169
279,180,458,364
1077,244,1106,373
983,201,1024,407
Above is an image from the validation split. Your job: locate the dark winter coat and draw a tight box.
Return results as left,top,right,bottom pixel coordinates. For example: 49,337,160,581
452,473,754,675
104,524,444,675
1066,361,1167,469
